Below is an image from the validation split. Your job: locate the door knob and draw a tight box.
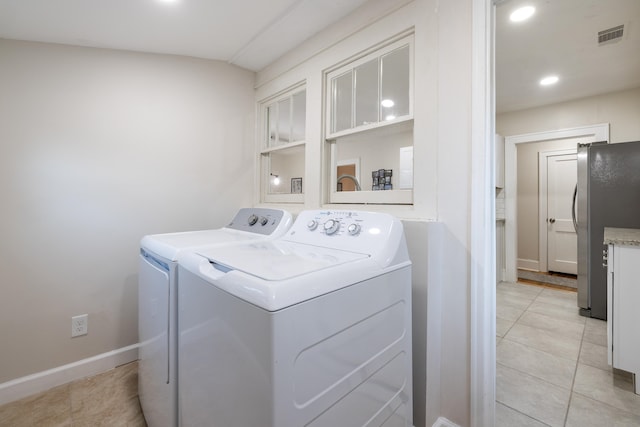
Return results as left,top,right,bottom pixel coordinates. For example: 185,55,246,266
549,218,556,224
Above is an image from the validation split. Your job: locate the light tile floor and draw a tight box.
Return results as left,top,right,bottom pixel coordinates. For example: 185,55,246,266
0,361,146,427
3,285,639,426
497,281,640,427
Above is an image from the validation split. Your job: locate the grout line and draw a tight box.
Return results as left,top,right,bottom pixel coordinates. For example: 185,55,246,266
497,281,544,338
563,314,587,426
496,400,554,427
498,282,582,426
571,390,640,420
496,358,574,393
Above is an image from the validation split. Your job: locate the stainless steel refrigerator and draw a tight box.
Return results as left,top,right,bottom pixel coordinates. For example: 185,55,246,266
575,140,640,320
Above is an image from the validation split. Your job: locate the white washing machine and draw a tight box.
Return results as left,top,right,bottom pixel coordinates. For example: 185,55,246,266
138,208,292,427
178,210,413,427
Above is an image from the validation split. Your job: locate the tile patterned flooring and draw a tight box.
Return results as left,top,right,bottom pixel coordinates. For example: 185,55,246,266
3,283,639,426
497,281,640,426
0,361,146,426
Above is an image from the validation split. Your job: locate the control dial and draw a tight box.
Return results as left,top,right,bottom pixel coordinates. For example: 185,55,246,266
347,223,361,235
260,216,268,226
248,214,259,226
307,220,318,231
323,219,340,235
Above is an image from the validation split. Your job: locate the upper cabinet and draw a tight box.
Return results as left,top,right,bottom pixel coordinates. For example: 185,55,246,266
325,33,414,204
259,84,306,203
327,37,413,139
267,90,306,148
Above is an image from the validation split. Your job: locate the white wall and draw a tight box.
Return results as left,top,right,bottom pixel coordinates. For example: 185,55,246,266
497,87,640,143
254,0,493,426
0,39,255,384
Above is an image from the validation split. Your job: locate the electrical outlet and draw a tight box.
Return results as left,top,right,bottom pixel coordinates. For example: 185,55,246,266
71,314,88,338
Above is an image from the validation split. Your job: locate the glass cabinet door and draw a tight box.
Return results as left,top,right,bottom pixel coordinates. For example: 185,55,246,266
266,90,306,148
380,45,410,122
354,58,379,127
327,37,412,138
291,91,306,142
276,98,291,145
331,71,353,133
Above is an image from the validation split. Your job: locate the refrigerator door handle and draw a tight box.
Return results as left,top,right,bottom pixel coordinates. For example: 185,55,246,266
572,183,578,232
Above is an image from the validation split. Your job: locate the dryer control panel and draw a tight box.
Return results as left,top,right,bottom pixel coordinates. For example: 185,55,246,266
225,208,292,236
284,210,405,258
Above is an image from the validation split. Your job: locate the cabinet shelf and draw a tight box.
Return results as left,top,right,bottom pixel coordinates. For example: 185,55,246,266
260,141,305,155
326,115,413,141
330,189,412,205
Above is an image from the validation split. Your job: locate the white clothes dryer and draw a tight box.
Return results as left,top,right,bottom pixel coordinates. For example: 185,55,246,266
138,208,292,427
178,210,412,427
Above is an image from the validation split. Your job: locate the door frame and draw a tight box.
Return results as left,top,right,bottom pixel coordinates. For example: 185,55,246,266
538,149,577,274
504,124,609,282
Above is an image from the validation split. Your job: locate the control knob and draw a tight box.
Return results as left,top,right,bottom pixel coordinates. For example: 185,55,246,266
260,217,268,226
307,220,318,231
323,219,340,235
248,214,259,226
347,223,361,235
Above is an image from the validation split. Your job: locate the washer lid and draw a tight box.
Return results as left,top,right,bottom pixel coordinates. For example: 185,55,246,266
197,241,369,281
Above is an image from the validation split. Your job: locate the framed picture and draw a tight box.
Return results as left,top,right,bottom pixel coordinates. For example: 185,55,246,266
291,177,303,194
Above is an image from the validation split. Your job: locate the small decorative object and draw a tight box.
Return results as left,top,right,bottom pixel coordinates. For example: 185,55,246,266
291,177,303,194
384,169,393,190
372,169,393,190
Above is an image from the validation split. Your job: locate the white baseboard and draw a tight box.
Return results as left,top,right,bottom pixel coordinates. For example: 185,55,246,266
517,258,540,272
432,417,461,427
0,344,138,406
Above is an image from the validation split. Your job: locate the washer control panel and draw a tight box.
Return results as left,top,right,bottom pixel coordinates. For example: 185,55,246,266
299,211,368,238
226,208,292,236
285,210,402,255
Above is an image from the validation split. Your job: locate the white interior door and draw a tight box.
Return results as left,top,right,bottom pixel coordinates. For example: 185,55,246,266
546,153,577,274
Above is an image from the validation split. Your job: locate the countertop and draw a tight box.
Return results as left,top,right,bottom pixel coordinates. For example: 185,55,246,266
603,227,640,246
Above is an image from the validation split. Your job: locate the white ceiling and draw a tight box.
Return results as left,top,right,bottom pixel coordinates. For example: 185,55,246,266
496,0,640,113
1,0,638,113
0,0,368,71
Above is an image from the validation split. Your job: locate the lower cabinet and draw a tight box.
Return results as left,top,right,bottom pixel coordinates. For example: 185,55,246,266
607,242,640,395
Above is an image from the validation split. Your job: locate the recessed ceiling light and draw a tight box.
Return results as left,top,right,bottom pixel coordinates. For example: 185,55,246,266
539,75,559,86
510,6,535,22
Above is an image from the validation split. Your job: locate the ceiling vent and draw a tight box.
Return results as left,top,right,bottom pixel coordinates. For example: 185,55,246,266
598,25,624,44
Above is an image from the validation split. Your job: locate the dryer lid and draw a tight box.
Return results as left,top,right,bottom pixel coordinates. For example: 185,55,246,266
197,241,369,281
141,229,263,261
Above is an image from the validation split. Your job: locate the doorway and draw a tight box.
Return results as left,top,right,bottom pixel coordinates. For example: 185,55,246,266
503,124,610,283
